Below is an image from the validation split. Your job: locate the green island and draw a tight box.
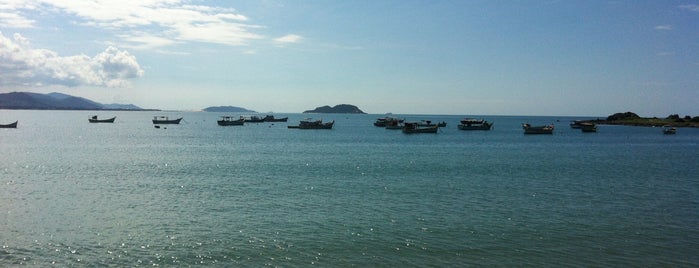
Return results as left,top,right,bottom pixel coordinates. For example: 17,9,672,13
593,112,699,128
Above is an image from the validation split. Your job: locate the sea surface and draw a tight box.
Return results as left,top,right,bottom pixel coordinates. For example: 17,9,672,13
1,110,698,267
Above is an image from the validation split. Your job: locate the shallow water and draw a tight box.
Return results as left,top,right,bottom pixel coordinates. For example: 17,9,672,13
1,110,698,266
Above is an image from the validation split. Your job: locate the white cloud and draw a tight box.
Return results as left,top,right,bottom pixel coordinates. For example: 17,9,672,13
0,0,264,48
654,25,672,30
0,12,35,28
679,4,699,12
0,32,144,87
275,34,302,44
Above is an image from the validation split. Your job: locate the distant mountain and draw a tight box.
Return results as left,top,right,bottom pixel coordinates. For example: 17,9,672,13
0,91,147,110
203,106,256,113
303,104,366,114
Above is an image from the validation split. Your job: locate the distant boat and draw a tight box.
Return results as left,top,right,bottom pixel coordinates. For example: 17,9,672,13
522,123,554,134
580,122,597,133
288,119,334,129
263,115,288,122
457,118,492,130
0,121,18,128
374,117,403,127
152,116,182,124
402,122,438,134
417,120,447,128
243,115,265,123
217,116,245,126
88,115,116,123
570,120,585,129
663,126,677,135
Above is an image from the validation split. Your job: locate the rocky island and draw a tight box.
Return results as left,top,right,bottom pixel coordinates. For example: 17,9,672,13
203,106,256,113
594,112,699,127
303,104,366,114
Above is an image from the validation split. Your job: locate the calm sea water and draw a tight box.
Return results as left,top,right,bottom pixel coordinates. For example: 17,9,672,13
1,110,698,267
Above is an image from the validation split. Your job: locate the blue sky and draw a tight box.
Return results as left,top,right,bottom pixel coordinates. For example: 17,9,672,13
1,0,698,116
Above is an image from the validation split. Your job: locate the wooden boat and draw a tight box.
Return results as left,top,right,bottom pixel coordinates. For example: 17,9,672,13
263,115,288,122
663,126,677,134
288,119,334,129
385,119,404,130
457,118,492,130
0,121,18,128
402,122,438,134
217,116,244,126
88,115,116,123
570,120,584,129
243,115,265,123
417,120,447,127
522,123,554,134
375,117,404,127
152,116,182,124
580,122,597,133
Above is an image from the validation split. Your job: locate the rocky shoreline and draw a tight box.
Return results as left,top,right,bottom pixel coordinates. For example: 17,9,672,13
592,112,699,128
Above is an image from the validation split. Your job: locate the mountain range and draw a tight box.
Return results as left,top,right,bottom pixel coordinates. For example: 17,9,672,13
0,92,149,110
303,104,366,114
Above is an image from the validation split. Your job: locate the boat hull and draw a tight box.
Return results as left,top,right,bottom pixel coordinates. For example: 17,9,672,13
402,123,438,134
458,122,492,130
152,118,182,124
0,121,18,128
217,119,244,126
89,117,116,123
523,124,554,134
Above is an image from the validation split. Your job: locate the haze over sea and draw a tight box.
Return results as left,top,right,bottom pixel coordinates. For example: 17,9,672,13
1,110,698,267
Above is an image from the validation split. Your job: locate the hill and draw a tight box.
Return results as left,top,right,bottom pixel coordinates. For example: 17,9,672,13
203,106,256,113
303,104,366,114
0,91,147,110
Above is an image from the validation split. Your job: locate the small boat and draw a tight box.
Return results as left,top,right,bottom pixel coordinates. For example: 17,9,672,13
243,115,265,123
402,122,438,134
580,122,597,133
263,115,288,122
385,119,404,130
0,121,18,128
663,126,677,134
152,116,182,124
217,116,245,126
570,120,584,129
288,119,334,129
88,115,116,123
522,123,554,134
374,117,404,127
417,120,447,127
457,118,492,130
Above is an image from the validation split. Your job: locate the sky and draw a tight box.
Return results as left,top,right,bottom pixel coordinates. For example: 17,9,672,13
0,0,698,116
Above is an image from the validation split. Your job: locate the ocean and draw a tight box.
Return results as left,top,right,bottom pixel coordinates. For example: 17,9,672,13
1,110,698,267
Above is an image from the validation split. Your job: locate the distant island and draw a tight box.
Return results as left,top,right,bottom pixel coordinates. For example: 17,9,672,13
593,111,699,127
303,104,366,114
0,91,155,111
203,106,256,113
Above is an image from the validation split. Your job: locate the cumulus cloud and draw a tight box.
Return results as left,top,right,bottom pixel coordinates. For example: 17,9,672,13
0,0,265,48
0,32,144,87
274,34,303,44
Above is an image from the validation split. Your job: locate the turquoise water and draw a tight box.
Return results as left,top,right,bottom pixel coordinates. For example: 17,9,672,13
1,110,698,266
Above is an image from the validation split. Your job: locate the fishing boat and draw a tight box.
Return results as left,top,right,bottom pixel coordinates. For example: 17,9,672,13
217,116,245,126
385,119,404,130
263,115,288,122
570,120,584,129
288,119,334,129
663,126,677,134
243,115,265,123
522,123,554,134
402,122,438,134
417,120,447,127
457,118,492,130
152,116,182,124
0,121,18,128
374,117,404,127
580,122,597,133
88,115,116,123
